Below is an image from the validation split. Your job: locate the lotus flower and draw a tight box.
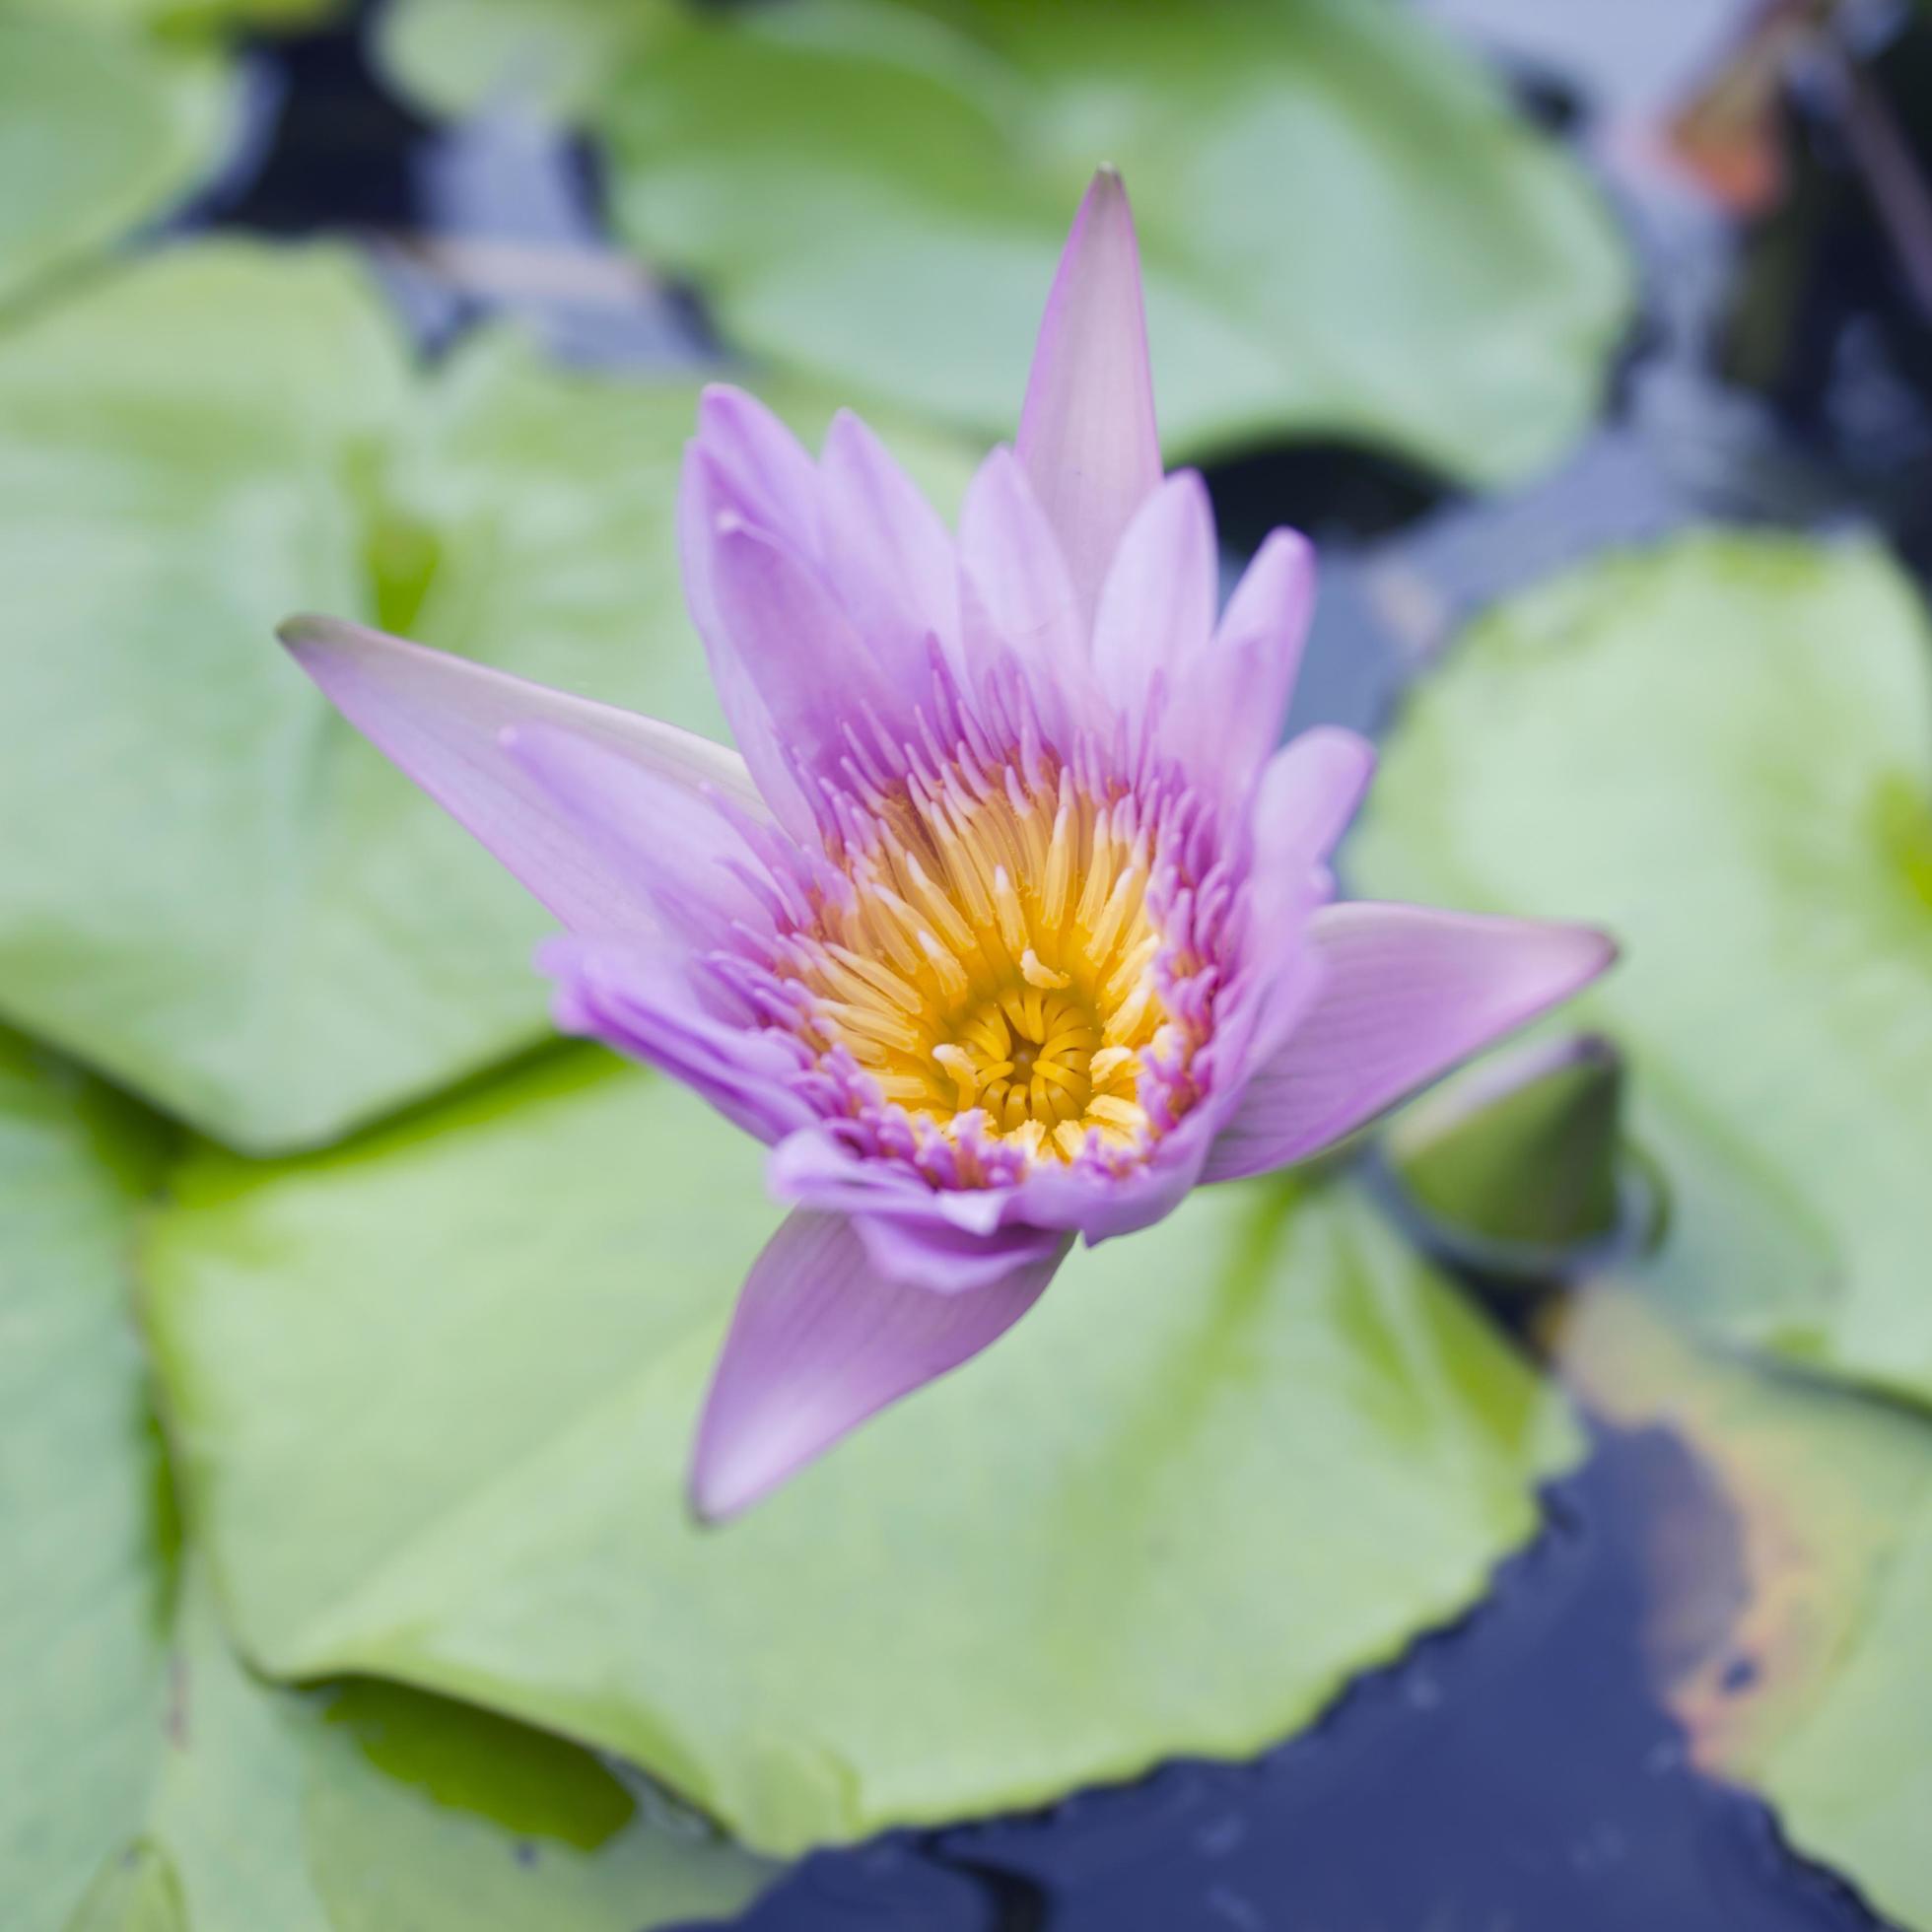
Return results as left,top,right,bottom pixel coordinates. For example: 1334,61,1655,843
281,172,1613,1519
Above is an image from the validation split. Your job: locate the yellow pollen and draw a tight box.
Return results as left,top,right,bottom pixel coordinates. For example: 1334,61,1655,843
780,758,1198,1162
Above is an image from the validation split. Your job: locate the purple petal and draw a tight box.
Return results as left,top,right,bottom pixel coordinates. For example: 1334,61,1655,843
1167,528,1318,807
1000,1134,1209,1246
1205,903,1618,1182
543,935,816,1145
690,1210,1067,1520
696,501,883,801
690,384,823,560
500,721,776,948
1250,727,1377,908
677,451,820,838
767,1126,1075,1285
767,1118,1202,1251
278,615,759,936
1222,727,1377,1066
768,1127,1009,1239
1089,470,1217,753
957,446,1098,736
1177,728,1371,1114
852,1211,1069,1293
1016,168,1163,631
818,407,960,669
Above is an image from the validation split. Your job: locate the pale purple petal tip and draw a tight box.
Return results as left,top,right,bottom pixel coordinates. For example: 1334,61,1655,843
692,383,821,554
276,614,758,934
1206,903,1618,1182
1252,726,1378,878
689,1210,1066,1521
1187,528,1319,801
1016,168,1163,631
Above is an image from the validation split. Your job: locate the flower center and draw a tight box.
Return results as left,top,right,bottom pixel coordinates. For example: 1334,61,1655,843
773,746,1202,1164
933,984,1138,1152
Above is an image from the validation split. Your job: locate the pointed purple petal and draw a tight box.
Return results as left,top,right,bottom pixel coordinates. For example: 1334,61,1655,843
278,615,759,936
1205,903,1618,1182
677,451,820,839
817,407,960,668
1252,726,1377,884
957,445,1098,736
702,510,885,794
1090,469,1216,750
1169,528,1318,805
690,1210,1067,1520
1208,726,1373,1091
691,384,823,558
1016,168,1162,630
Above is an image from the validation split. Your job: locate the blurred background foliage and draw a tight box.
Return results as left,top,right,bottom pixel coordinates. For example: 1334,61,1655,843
383,0,1632,481
2,1,1930,1929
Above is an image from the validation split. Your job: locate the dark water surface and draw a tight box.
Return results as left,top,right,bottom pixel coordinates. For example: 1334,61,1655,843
181,4,1928,1924
690,1432,1882,1932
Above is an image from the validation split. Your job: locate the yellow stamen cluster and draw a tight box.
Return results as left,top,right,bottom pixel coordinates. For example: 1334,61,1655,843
780,763,1171,1161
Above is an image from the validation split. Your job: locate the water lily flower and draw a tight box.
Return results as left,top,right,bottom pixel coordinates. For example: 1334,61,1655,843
281,172,1614,1520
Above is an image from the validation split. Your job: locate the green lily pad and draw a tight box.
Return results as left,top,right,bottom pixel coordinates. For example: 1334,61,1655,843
0,1034,172,1928
0,9,230,315
1559,1291,1932,1932
1351,532,1932,1407
374,0,678,121
1388,1032,1625,1259
67,1842,188,1932
34,1,337,27
0,239,974,1153
0,1031,769,1930
377,0,1631,486
141,1049,1579,1855
64,1580,773,1932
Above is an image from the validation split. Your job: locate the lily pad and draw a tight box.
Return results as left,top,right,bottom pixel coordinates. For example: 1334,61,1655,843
0,1034,172,1928
1559,1291,1932,1932
1351,532,1932,1407
374,0,678,121
0,9,229,315
36,2,336,27
141,1049,1579,1855
0,1030,769,1930
64,1580,773,1932
0,239,973,1153
376,0,1632,486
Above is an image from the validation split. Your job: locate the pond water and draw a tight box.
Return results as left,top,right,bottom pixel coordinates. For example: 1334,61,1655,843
702,1432,1879,1932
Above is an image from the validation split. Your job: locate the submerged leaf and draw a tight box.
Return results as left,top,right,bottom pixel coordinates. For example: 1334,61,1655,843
0,1033,770,1931
0,240,973,1152
1352,532,1932,1406
141,1051,1578,1855
377,0,1632,485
